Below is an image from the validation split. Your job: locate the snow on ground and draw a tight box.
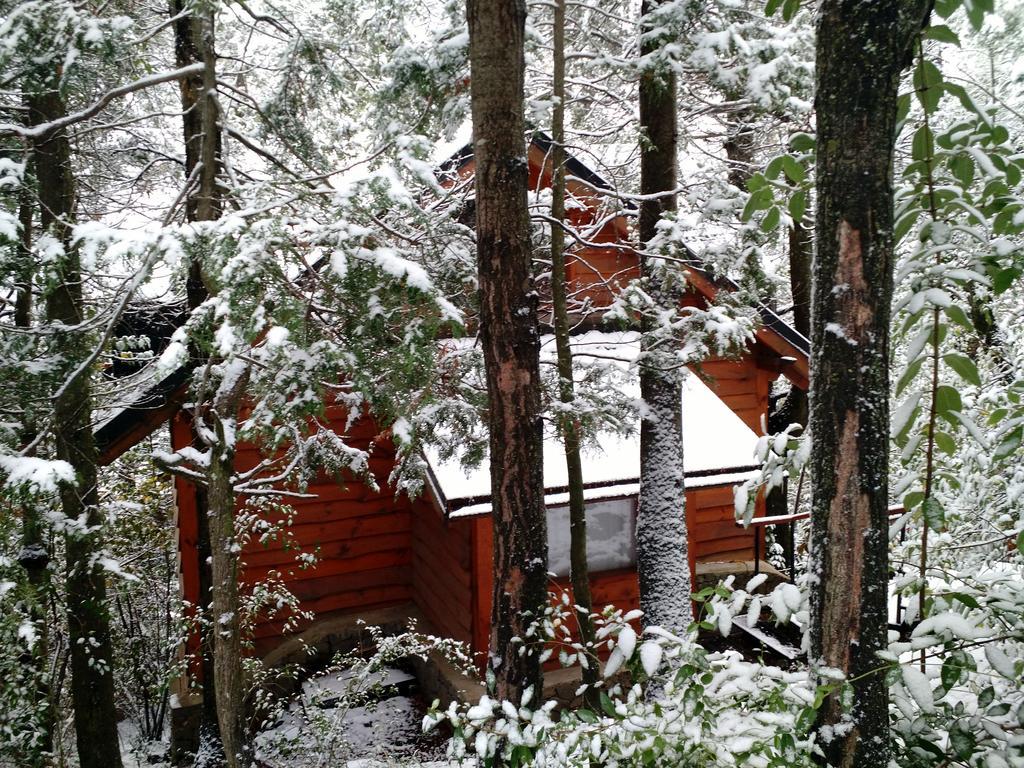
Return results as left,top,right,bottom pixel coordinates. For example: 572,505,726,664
256,665,446,768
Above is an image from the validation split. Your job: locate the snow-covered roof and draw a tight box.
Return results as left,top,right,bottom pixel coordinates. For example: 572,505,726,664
424,331,760,518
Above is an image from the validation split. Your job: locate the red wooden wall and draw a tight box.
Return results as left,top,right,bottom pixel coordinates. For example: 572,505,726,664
172,407,416,660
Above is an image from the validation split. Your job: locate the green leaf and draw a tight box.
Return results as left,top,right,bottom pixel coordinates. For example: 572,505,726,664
511,745,533,767
950,153,975,188
979,686,995,708
897,357,925,396
1005,161,1022,187
934,384,962,414
913,60,944,114
741,187,773,221
993,267,1020,294
761,206,781,233
943,82,977,117
600,692,616,717
934,430,956,455
795,706,817,735
944,353,981,386
949,723,977,761
912,125,934,162
944,304,973,331
788,190,807,222
781,0,800,21
925,24,961,45
789,132,815,153
941,655,963,689
781,155,805,183
894,208,921,244
991,124,1009,145
747,172,767,193
896,92,913,126
967,2,986,30
922,496,946,529
576,708,597,724
903,490,924,511
934,0,959,18
765,0,784,16
994,427,1023,461
987,408,1007,426
949,592,981,610
766,156,785,180
1016,529,1024,556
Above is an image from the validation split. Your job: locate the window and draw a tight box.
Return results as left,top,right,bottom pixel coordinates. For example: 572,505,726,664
546,497,636,577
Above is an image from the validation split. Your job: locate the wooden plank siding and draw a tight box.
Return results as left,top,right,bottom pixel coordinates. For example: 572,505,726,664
170,408,417,660
455,483,764,662
410,498,474,644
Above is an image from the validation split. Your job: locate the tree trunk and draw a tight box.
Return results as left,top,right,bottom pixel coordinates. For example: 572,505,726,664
176,6,239,765
205,364,250,768
174,1,223,228
29,85,123,768
636,0,691,634
549,0,598,705
466,0,548,703
172,4,227,761
809,2,931,766
14,185,53,767
724,116,755,191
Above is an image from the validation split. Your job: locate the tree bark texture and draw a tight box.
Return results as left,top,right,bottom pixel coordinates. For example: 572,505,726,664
549,0,598,704
29,86,123,768
206,369,250,768
636,0,691,633
173,4,227,759
14,187,53,767
466,0,548,702
809,2,931,766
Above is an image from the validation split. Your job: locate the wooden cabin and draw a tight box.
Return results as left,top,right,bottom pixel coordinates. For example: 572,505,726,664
94,136,810,747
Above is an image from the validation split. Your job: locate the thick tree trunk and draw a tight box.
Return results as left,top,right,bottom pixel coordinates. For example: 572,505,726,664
29,87,123,768
466,0,548,702
809,2,931,766
636,0,691,633
549,0,598,704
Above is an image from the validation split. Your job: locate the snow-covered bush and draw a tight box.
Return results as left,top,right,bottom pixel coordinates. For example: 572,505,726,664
430,580,819,767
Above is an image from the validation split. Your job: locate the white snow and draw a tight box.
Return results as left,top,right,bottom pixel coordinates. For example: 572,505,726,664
0,455,75,494
901,665,936,714
426,331,759,515
639,641,663,677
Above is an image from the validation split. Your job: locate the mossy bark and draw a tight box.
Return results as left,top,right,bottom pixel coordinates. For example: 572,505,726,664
30,85,123,768
809,2,931,766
